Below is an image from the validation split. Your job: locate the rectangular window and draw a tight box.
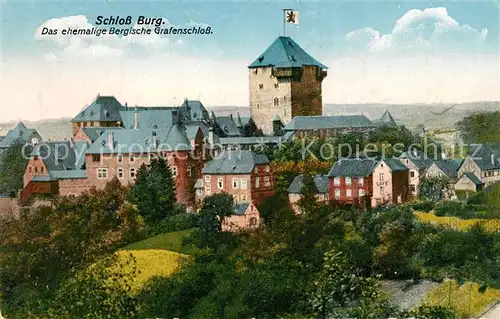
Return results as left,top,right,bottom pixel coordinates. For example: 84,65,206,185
411,184,416,192
345,177,352,186
41,167,44,173
410,171,415,178
232,178,239,189
358,178,364,186
29,167,32,173
379,173,384,181
335,189,340,199
118,168,124,179
259,84,263,89
129,154,135,162
130,168,136,178
196,189,202,196
205,184,211,194
241,195,248,201
92,154,100,162
334,177,340,186
240,178,248,189
205,175,211,182
171,167,178,177
97,168,108,179
217,177,224,189
264,176,271,186
255,177,260,188
117,154,123,163
346,189,352,198
187,166,192,177
35,167,38,173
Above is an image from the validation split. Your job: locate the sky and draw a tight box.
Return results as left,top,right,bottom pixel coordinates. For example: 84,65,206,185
0,0,499,122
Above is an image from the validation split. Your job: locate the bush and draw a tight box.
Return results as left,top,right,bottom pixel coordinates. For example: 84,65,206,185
434,201,476,219
412,201,435,212
142,212,199,238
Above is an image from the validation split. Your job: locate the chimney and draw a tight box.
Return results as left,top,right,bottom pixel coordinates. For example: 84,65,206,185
208,126,214,147
230,113,233,120
125,102,128,110
107,132,114,150
134,109,139,130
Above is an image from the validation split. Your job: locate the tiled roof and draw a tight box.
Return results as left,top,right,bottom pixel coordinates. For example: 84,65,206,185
283,115,375,131
380,158,408,172
249,36,327,69
71,96,124,123
30,140,88,179
180,100,210,121
328,158,376,177
374,110,397,127
202,150,270,174
0,122,40,149
463,172,482,185
287,174,329,194
233,203,250,216
434,159,463,178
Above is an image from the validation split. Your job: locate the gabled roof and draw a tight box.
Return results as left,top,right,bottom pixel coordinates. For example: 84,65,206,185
165,125,191,150
411,159,435,171
71,96,124,123
462,172,482,185
284,115,375,131
30,140,87,179
379,158,408,172
374,110,397,127
469,143,500,171
249,36,327,69
287,174,329,194
180,100,210,121
215,116,241,137
433,159,463,178
0,122,40,149
233,203,251,216
202,150,270,174
328,158,376,177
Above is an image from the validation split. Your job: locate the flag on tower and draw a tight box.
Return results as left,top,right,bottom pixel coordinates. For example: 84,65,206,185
284,9,299,25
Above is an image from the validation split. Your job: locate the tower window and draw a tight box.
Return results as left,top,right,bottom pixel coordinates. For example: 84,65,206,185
274,98,279,106
259,84,263,90
284,109,287,116
257,104,260,109
253,69,258,74
274,83,279,89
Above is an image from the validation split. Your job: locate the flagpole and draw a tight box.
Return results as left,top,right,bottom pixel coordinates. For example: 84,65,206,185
282,9,286,36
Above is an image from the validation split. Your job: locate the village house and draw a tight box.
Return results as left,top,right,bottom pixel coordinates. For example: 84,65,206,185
423,159,464,199
371,158,410,207
398,149,434,197
328,158,374,208
0,122,42,155
221,202,261,232
287,174,329,213
457,143,500,189
195,150,275,207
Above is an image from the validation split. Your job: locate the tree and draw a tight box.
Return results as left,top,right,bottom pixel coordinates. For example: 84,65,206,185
129,157,176,223
456,111,500,146
419,176,451,202
198,193,234,244
298,174,318,214
240,118,264,137
307,249,382,318
0,141,31,196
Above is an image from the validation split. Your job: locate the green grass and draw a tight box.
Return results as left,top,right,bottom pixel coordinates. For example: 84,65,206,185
422,280,500,318
110,228,198,292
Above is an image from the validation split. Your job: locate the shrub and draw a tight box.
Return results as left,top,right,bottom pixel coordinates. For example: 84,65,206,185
142,212,199,238
412,201,435,212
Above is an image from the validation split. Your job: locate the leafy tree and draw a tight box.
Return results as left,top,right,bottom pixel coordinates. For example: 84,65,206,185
456,111,500,146
198,193,234,244
307,249,381,318
419,175,451,202
240,118,264,137
129,157,176,223
298,173,318,213
0,141,32,196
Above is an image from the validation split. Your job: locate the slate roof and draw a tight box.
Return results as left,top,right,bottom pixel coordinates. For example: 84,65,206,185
463,172,482,185
283,115,375,131
184,124,202,140
434,159,463,178
215,116,241,137
328,158,376,177
249,36,327,69
0,122,41,149
30,140,87,179
233,203,250,216
86,124,191,154
469,143,500,171
399,149,435,170
119,108,175,130
411,159,435,171
202,150,269,174
374,110,398,127
180,100,210,121
219,136,284,146
380,158,408,172
287,174,329,194
71,96,124,123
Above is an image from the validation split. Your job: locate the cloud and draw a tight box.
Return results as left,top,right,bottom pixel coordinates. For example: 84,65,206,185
344,7,488,53
34,15,202,60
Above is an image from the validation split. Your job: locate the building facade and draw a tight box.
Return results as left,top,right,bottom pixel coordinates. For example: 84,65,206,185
327,159,374,208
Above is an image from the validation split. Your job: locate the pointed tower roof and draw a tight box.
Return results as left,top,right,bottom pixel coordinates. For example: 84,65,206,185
165,124,191,151
377,110,397,127
249,36,327,69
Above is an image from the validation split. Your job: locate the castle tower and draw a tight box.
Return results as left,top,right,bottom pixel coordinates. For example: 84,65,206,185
248,36,328,134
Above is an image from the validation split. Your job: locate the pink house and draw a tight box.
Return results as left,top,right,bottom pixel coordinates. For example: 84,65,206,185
221,202,261,232
371,158,410,207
